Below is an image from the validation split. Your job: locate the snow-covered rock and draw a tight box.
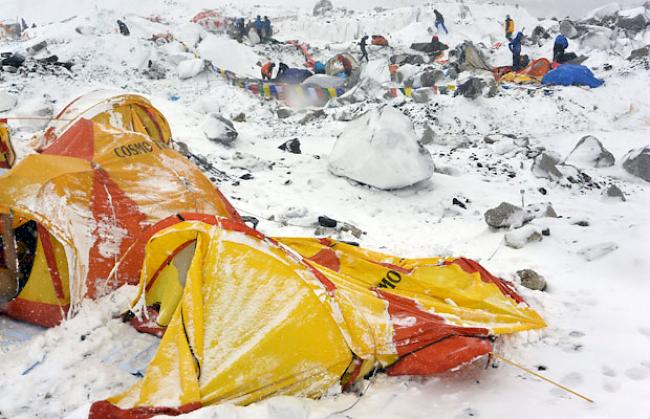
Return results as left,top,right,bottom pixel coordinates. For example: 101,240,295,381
622,146,650,182
565,135,615,168
517,269,547,291
578,242,619,261
532,153,563,180
560,20,579,39
604,184,626,201
200,113,238,145
172,23,205,46
328,106,434,190
302,74,345,89
0,91,17,112
177,58,204,79
505,225,543,249
484,202,526,229
313,0,333,16
616,7,649,33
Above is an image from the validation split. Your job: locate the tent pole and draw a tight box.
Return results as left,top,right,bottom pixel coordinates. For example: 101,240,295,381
490,352,594,403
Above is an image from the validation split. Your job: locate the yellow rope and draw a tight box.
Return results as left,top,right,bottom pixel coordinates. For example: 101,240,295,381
491,352,594,403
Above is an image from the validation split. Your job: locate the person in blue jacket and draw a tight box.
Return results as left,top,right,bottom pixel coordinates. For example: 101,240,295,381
553,34,569,63
434,9,448,34
263,16,272,40
254,15,263,40
508,31,524,70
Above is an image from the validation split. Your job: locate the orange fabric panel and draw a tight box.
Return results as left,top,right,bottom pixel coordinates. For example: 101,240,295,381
444,258,523,304
2,298,69,327
89,400,201,419
37,225,65,301
41,118,95,160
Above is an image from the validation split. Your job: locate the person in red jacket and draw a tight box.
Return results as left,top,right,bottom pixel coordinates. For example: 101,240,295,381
261,62,275,80
337,54,352,77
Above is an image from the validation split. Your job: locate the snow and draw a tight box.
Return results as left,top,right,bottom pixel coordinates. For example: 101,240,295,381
2,0,650,418
328,106,434,189
177,58,205,79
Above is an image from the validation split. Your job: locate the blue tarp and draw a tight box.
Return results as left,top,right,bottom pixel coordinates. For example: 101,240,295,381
541,64,604,88
275,68,313,84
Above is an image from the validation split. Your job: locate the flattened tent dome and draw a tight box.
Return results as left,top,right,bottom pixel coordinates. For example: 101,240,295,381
91,217,545,417
325,53,359,76
40,90,173,148
0,118,239,327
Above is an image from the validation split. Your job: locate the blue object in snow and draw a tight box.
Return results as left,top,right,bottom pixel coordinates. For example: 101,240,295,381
555,34,569,49
541,64,604,88
275,68,313,84
314,61,326,74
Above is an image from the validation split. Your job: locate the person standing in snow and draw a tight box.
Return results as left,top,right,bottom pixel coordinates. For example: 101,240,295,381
255,15,263,40
434,9,448,35
359,35,369,62
508,31,524,71
263,16,272,40
261,62,275,81
235,17,245,41
505,15,515,40
277,62,289,78
553,34,569,63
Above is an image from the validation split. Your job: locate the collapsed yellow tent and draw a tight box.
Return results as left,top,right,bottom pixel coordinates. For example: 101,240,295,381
0,118,16,169
39,90,173,148
0,118,239,326
90,217,545,418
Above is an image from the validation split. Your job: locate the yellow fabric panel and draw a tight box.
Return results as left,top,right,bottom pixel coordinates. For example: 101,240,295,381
15,234,69,305
146,264,183,327
500,72,540,84
120,221,353,410
1,120,16,168
278,238,546,335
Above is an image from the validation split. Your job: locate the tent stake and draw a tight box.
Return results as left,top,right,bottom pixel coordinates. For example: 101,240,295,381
491,352,594,403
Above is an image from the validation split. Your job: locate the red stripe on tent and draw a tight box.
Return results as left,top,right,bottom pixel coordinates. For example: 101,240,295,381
37,224,66,301
145,239,196,292
135,104,164,143
2,298,69,327
41,118,94,160
307,248,340,272
444,258,524,304
89,400,201,419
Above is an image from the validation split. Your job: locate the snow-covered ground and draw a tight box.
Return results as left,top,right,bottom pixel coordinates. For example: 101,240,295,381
1,0,650,418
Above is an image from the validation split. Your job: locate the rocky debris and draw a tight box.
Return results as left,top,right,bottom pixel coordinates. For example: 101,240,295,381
232,113,246,122
412,89,435,103
616,10,648,33
318,215,337,228
628,45,650,61
328,106,434,190
565,135,615,168
420,125,436,145
277,107,293,119
26,41,48,55
177,58,204,79
505,225,543,249
532,153,563,180
1,52,73,72
530,25,550,45
340,222,363,239
174,141,191,157
560,20,579,39
623,146,650,181
299,109,326,125
390,53,425,66
278,138,302,154
75,25,96,35
517,269,547,291
0,91,17,112
200,113,238,145
418,70,445,88
313,0,334,16
578,242,619,261
456,77,486,99
486,81,499,98
604,184,626,201
484,202,526,229
524,203,558,220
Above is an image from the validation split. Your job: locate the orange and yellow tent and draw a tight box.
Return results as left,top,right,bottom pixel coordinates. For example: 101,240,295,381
89,217,545,418
0,117,238,326
0,118,16,169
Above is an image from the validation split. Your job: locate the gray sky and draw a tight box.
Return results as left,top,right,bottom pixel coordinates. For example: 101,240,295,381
501,0,644,18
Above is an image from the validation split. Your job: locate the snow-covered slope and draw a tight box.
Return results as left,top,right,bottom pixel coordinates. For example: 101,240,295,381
1,0,650,418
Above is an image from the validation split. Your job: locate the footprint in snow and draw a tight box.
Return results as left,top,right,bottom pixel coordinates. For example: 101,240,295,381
552,371,586,397
625,367,649,381
639,327,650,340
602,379,621,393
601,365,617,377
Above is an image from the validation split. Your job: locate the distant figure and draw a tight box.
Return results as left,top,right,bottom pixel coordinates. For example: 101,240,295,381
553,34,569,63
255,15,263,39
277,62,289,78
263,16,272,40
116,19,130,36
430,35,449,57
509,31,524,71
261,62,275,80
235,17,245,40
337,54,352,77
434,9,448,35
359,35,369,62
314,61,326,74
505,15,515,40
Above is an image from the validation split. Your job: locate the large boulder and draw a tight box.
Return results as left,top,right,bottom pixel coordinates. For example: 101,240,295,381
565,135,615,168
328,107,434,190
201,113,238,145
456,78,486,99
532,153,563,180
623,146,650,181
313,0,334,16
628,45,650,61
484,202,526,229
616,7,649,33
